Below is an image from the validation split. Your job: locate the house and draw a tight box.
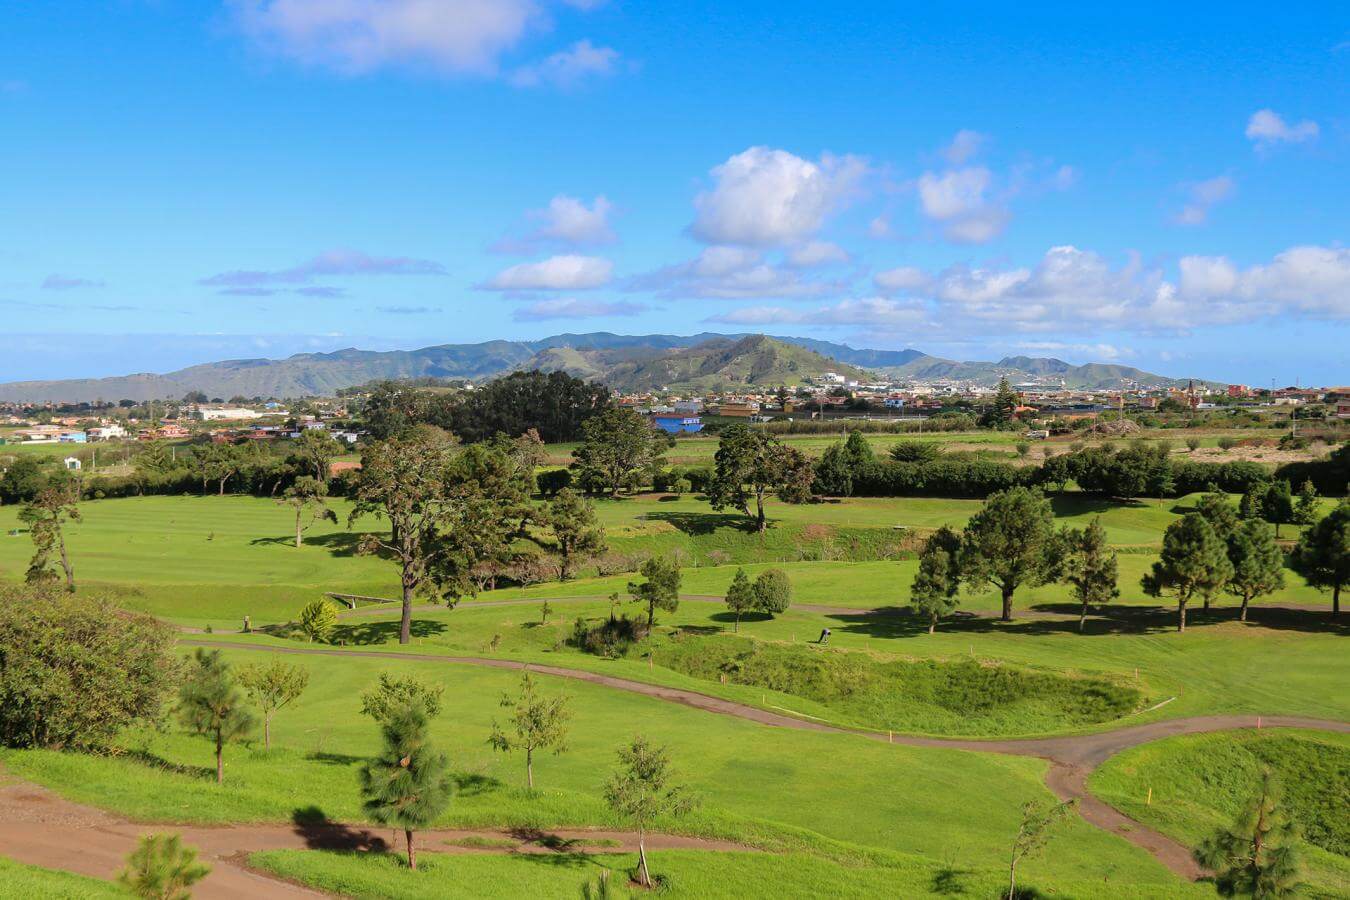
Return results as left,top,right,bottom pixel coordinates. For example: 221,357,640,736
714,402,760,418
1337,400,1350,420
64,457,81,470
193,406,262,421
652,415,703,434
86,423,126,441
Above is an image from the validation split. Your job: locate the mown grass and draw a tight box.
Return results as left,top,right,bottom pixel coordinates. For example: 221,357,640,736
0,650,1192,894
1090,729,1350,898
654,635,1142,735
248,846,1209,899
0,856,126,898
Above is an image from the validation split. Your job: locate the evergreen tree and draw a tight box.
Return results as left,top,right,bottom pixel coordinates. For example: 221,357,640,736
1141,513,1233,631
1289,502,1349,617
1061,518,1119,633
278,475,337,549
1225,520,1285,622
991,377,1018,427
116,833,210,900
752,568,792,616
547,488,607,579
1239,483,1266,521
627,556,682,629
959,487,1060,621
488,671,570,789
723,568,755,632
359,699,453,870
1292,479,1320,527
178,649,256,784
360,672,444,725
910,526,962,634
1195,492,1240,544
571,407,669,496
841,430,875,469
708,424,813,532
604,736,694,888
1262,480,1295,538
19,484,80,592
298,598,338,643
1195,768,1303,898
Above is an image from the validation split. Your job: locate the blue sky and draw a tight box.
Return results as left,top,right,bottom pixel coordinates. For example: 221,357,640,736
2,1,1347,385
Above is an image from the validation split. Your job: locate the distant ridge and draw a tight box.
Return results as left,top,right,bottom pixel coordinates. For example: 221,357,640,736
0,332,1218,402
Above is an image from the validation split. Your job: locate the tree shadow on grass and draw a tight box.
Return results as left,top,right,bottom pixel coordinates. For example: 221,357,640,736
821,607,1177,639
290,806,388,851
329,619,448,646
248,531,366,558
1048,495,1146,518
930,864,975,895
644,510,759,536
305,751,365,767
707,611,773,626
122,749,215,781
504,828,609,867
454,773,503,797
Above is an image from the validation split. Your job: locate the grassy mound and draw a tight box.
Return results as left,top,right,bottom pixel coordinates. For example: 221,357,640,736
654,636,1143,736
1090,729,1350,897
0,856,125,898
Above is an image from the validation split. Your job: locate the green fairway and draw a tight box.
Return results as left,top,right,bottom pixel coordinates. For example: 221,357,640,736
1091,729,1350,897
0,649,1199,897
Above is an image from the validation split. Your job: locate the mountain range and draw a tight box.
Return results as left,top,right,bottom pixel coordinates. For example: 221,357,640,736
0,333,1216,403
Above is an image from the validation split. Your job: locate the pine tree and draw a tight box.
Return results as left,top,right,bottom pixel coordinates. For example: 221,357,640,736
178,649,256,784
627,556,681,630
1262,480,1295,538
723,568,756,632
488,672,570,789
960,487,1059,621
1195,768,1303,898
1224,520,1285,622
19,484,80,592
116,833,211,900
910,526,962,633
1292,480,1320,527
1289,502,1349,618
359,699,453,870
992,377,1018,427
1062,518,1119,633
1142,513,1233,632
547,488,607,580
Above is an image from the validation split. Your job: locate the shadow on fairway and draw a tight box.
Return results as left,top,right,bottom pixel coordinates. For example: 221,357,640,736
329,619,448,645
249,531,366,557
454,773,503,796
644,510,759,535
506,828,606,867
1048,495,1147,518
123,749,215,781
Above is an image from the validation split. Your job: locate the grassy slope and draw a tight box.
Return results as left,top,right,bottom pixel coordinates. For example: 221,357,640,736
1,651,1191,895
0,857,125,898
1090,729,1350,898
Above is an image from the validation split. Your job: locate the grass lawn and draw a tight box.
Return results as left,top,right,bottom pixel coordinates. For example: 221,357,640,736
1090,729,1350,898
1,650,1195,896
248,846,1207,899
0,856,126,898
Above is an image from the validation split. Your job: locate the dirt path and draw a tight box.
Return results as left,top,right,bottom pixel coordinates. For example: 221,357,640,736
181,639,1349,882
0,772,747,899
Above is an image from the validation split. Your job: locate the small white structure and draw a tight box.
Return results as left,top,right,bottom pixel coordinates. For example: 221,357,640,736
86,423,127,441
64,457,82,470
194,406,263,421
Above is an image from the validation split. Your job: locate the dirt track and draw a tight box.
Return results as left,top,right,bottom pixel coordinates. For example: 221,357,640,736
176,640,1350,883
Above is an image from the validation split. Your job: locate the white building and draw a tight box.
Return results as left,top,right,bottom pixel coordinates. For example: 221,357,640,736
194,407,263,421
86,423,127,441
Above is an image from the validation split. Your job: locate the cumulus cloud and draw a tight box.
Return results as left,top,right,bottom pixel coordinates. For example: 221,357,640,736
786,241,849,268
512,297,646,321
629,245,842,300
940,129,986,165
916,166,1010,243
690,146,867,247
1012,341,1131,361
509,40,620,88
1173,175,1235,226
495,195,615,252
41,274,103,291
230,0,610,79
1179,245,1350,319
483,254,613,290
201,249,446,289
1245,109,1319,147
873,266,931,294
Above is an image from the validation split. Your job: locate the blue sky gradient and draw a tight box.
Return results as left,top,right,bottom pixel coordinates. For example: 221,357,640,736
2,1,1347,384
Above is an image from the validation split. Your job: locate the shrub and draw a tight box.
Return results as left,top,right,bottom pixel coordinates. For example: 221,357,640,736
0,587,176,750
753,568,792,615
298,599,338,643
536,468,573,497
888,440,941,463
571,614,647,658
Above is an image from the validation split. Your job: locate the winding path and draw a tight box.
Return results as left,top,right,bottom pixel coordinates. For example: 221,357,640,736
181,639,1350,882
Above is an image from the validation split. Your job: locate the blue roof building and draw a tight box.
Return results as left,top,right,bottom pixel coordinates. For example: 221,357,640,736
652,415,703,434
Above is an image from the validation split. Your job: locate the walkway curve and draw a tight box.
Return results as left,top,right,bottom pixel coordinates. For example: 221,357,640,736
0,772,749,900
183,639,1350,881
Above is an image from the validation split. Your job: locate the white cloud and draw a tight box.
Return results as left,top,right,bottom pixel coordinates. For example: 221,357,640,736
690,146,867,247
916,166,1010,243
484,254,613,290
873,266,930,294
496,195,615,251
941,129,986,165
1012,341,1131,361
513,298,645,321
1173,175,1235,226
707,297,926,328
630,245,842,300
201,248,446,290
230,0,607,78
509,40,620,88
42,274,104,291
786,241,849,268
1181,245,1350,318
1245,109,1319,147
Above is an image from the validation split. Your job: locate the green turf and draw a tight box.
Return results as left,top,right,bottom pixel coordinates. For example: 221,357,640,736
0,856,126,898
1090,729,1350,898
0,649,1194,895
